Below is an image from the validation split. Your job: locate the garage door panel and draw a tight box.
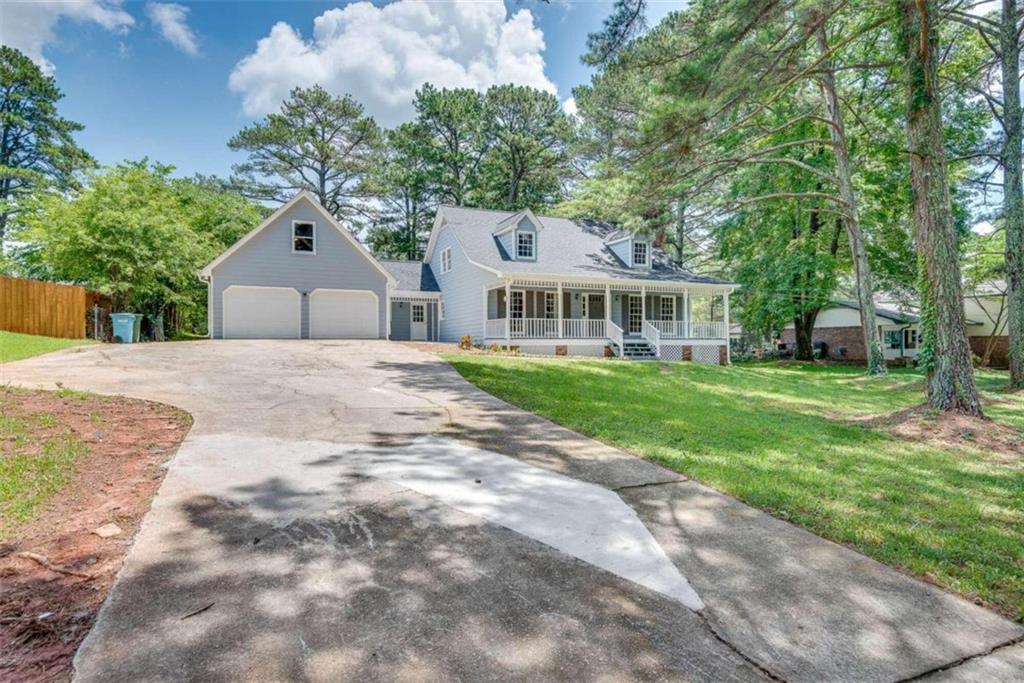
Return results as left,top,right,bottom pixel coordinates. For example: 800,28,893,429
310,289,379,339
223,286,301,339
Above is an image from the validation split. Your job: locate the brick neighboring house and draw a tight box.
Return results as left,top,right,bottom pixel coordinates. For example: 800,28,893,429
777,282,1007,367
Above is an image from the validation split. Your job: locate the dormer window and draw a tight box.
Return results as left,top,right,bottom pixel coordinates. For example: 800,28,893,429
517,231,535,259
632,241,648,267
293,221,315,253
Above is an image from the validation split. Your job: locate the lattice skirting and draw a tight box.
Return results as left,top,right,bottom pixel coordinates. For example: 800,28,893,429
661,345,684,362
693,345,721,365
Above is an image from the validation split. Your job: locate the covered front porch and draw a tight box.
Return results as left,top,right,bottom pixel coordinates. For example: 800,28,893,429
483,278,731,359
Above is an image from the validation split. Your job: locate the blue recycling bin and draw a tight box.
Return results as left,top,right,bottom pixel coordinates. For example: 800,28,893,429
110,313,142,343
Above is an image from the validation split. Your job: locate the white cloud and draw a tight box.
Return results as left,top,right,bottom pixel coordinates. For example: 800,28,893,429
146,2,199,56
229,0,557,126
562,96,577,117
0,0,134,73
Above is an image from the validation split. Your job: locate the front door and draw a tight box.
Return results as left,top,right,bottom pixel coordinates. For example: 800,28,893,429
509,290,525,336
628,295,643,334
411,303,427,341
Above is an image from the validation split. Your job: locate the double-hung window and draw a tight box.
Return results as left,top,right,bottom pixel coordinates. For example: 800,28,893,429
517,231,535,259
544,292,557,319
660,297,675,321
632,241,648,267
293,221,315,253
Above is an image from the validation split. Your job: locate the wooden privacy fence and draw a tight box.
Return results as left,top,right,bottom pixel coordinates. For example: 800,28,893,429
0,276,100,339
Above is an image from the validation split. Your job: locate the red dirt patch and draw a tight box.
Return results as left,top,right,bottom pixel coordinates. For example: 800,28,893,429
0,388,190,682
855,404,1024,464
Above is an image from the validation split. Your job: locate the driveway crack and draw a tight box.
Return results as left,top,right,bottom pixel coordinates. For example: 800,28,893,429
696,610,787,682
896,633,1024,682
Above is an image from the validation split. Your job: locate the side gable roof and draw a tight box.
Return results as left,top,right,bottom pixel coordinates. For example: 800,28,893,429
379,260,440,292
199,192,397,286
427,205,734,286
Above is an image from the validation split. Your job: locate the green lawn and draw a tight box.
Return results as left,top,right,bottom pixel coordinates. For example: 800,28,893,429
443,356,1024,620
0,406,87,538
0,331,95,363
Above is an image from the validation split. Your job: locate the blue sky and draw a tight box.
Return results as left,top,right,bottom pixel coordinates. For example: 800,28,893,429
0,1,684,179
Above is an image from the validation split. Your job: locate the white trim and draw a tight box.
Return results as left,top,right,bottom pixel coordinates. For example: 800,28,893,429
632,240,650,268
660,296,676,321
308,287,380,339
206,273,214,338
200,192,397,287
391,289,442,300
222,285,301,340
492,208,544,237
501,271,738,292
516,231,536,259
291,219,316,255
440,247,452,274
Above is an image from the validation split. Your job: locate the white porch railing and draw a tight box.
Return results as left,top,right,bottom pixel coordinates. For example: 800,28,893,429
642,320,662,358
485,318,507,339
510,317,560,338
650,320,727,339
562,318,606,338
607,320,624,356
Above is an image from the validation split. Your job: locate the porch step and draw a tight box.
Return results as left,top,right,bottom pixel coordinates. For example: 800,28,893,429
620,339,658,360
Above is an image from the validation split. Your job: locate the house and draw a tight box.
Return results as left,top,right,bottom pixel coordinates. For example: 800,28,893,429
200,192,738,362
778,286,1006,366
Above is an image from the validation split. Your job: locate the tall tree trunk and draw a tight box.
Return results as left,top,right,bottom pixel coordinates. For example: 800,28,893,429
793,309,819,361
816,25,887,377
1001,0,1024,387
899,0,983,415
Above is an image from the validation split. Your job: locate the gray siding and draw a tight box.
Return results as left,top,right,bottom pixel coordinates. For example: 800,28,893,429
389,301,438,341
210,199,389,339
429,224,499,343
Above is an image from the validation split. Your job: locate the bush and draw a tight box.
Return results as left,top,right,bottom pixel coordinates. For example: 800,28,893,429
459,334,473,350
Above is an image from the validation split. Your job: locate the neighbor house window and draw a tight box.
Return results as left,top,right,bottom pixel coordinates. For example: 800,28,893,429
884,330,901,349
660,297,675,321
293,221,315,253
517,231,535,259
904,328,918,349
440,248,452,273
632,241,648,266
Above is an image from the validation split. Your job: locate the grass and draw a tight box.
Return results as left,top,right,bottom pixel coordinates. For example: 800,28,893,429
442,355,1024,620
0,415,88,537
0,331,95,363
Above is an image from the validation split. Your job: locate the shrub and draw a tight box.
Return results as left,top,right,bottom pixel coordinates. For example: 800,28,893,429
459,334,473,350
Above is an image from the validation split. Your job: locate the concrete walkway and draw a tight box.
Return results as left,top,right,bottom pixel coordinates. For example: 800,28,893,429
1,340,1019,682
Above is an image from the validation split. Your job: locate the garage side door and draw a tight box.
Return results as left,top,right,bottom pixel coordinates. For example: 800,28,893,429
223,286,301,339
309,289,379,339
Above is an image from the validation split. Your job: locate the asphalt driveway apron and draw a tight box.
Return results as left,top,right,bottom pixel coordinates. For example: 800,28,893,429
1,340,1019,682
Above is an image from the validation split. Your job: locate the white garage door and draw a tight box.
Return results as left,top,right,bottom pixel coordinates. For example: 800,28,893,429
222,286,300,339
309,289,379,339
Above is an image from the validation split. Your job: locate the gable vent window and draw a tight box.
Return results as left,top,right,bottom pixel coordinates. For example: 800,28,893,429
517,231,535,259
632,241,648,267
293,221,315,253
440,247,452,274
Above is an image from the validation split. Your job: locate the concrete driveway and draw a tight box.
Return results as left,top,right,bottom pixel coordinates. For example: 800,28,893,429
2,340,1020,682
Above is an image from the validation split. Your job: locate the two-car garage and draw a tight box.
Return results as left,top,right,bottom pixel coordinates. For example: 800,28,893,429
221,286,379,340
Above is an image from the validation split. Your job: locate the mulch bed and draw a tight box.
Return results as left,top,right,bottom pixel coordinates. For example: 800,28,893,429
0,389,191,683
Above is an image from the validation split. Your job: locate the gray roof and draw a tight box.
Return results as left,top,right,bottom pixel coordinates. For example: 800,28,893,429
835,298,984,326
380,260,440,292
438,206,733,285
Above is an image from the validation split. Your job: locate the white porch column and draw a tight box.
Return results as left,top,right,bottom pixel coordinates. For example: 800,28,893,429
604,284,611,326
684,289,690,338
723,289,731,364
505,280,512,343
641,285,646,327
557,282,563,338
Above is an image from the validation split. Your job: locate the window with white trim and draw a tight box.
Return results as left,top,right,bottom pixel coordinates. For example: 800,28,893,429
440,248,452,273
412,304,425,323
293,221,315,253
517,231,535,259
545,292,557,319
660,296,675,321
632,240,648,267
